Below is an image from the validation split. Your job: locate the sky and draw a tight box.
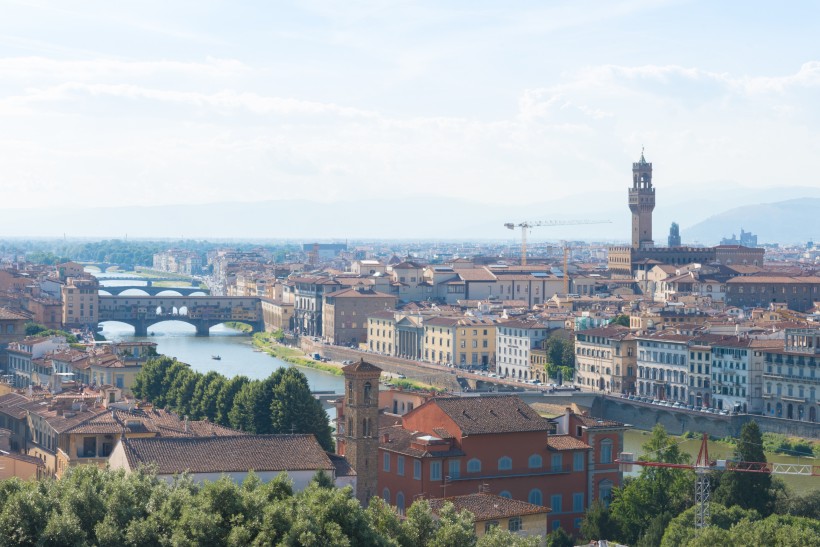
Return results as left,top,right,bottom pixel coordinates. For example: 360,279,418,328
1,1,820,223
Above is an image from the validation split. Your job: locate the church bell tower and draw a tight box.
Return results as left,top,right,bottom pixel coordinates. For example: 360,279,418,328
629,149,655,249
340,359,381,505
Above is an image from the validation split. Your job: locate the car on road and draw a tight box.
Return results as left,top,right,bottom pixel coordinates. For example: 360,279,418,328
342,360,354,365
396,374,406,379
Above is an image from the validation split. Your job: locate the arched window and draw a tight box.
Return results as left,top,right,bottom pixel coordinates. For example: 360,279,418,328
396,492,405,516
347,381,353,403
599,480,613,506
528,454,542,469
498,456,512,471
499,490,512,499
467,458,481,473
382,488,390,503
364,382,372,405
529,489,543,505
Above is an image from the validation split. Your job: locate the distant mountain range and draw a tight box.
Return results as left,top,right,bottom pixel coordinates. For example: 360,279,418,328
0,184,817,243
683,198,820,246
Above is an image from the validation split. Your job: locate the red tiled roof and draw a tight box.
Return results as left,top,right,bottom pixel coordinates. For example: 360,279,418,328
547,435,592,451
428,493,549,520
120,434,334,474
431,396,551,435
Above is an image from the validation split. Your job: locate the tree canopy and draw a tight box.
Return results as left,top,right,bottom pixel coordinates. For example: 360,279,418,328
132,356,333,450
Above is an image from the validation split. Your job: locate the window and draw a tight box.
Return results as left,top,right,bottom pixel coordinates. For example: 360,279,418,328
499,491,512,499
573,492,584,512
484,521,499,533
467,458,481,473
529,489,543,505
397,456,405,476
414,460,422,480
382,488,390,503
383,453,390,472
498,456,512,471
430,461,442,481
396,492,405,516
552,520,561,531
528,454,542,469
599,480,613,506
448,459,460,479
550,494,562,513
508,517,522,532
600,440,613,464
573,452,584,471
551,453,562,472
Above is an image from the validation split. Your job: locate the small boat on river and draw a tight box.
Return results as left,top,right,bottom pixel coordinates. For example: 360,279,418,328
212,355,222,360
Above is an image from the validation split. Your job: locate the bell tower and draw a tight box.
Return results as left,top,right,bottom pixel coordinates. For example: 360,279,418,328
340,359,381,505
629,149,655,248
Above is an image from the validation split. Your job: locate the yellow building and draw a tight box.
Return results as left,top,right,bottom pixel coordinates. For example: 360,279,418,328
423,317,497,368
367,311,396,355
61,276,100,328
429,493,549,539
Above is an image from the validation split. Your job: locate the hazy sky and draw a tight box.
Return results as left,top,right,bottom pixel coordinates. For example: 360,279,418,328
2,1,819,211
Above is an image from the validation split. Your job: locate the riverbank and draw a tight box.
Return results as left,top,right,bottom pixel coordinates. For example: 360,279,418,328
252,333,442,392
225,321,254,334
252,333,344,376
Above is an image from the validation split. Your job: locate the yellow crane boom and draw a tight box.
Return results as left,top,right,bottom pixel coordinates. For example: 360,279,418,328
504,220,610,266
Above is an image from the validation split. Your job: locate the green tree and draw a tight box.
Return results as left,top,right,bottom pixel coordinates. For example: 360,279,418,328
611,314,630,327
198,374,227,422
660,503,759,547
428,501,475,547
132,356,178,404
726,514,820,547
269,368,333,450
713,421,774,516
188,371,222,420
774,488,820,520
545,527,574,547
229,381,271,433
401,500,438,547
608,424,693,545
216,375,250,427
581,499,618,542
477,527,541,546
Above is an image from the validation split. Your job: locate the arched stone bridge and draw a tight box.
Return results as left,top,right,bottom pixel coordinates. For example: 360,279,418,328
98,295,262,336
99,285,209,296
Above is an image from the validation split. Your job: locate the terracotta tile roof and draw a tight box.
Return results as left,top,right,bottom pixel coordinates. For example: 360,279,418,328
329,453,356,477
0,393,30,420
379,425,465,458
0,307,31,320
431,396,551,435
428,493,549,520
0,450,46,467
456,268,497,282
120,434,334,474
342,359,382,374
547,435,592,451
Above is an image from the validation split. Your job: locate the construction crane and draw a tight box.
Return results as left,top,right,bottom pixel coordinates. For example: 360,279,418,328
504,220,610,266
617,433,820,529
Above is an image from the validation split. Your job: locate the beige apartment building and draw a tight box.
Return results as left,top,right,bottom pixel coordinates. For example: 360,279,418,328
574,325,636,393
260,297,294,332
61,277,100,328
322,288,397,346
367,311,396,355
423,317,497,368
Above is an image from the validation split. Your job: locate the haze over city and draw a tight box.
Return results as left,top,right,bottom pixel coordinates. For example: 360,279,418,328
1,1,820,240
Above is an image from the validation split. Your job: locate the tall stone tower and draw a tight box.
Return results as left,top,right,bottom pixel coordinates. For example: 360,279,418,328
668,222,681,247
629,149,655,248
340,359,381,505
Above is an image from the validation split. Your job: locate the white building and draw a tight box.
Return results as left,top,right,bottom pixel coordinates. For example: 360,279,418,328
496,319,549,380
635,332,690,403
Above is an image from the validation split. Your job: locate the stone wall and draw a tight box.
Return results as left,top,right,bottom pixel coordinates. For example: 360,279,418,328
597,396,820,439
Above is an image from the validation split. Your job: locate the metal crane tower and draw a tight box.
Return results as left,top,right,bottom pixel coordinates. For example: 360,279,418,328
504,220,610,266
617,433,819,529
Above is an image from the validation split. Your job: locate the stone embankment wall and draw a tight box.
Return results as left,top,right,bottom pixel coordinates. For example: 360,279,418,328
596,397,820,439
300,339,461,392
